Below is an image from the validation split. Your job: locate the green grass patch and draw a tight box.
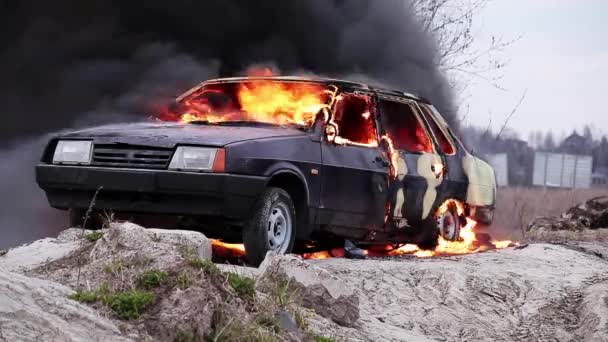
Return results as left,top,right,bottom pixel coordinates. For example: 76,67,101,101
137,269,168,289
314,336,336,342
103,289,155,320
69,290,100,303
226,273,256,300
84,231,104,242
69,285,153,320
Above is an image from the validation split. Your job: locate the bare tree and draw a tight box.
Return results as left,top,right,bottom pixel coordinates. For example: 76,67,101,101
409,0,519,94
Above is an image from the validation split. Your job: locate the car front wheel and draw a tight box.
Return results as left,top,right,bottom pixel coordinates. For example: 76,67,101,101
243,187,296,266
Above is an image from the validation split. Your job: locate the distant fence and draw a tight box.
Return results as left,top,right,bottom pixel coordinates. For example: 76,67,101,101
532,152,592,189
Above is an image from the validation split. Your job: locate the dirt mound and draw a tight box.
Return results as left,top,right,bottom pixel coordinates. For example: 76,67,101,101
527,196,608,241
3,223,336,341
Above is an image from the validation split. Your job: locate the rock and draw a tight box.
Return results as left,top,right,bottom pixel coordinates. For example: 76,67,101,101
0,228,84,272
276,310,299,332
257,253,359,327
90,222,212,269
0,270,132,342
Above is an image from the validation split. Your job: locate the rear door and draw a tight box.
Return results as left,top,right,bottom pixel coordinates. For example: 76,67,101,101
377,97,445,226
417,103,468,205
318,92,388,230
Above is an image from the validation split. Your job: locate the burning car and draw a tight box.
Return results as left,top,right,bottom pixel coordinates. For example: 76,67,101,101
36,76,496,265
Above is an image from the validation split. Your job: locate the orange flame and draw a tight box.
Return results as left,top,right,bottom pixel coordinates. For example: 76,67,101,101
237,81,328,126
211,239,246,258
304,200,516,260
164,71,331,126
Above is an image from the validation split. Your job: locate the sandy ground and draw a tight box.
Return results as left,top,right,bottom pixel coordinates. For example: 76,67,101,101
216,243,608,342
2,226,608,341
300,243,608,342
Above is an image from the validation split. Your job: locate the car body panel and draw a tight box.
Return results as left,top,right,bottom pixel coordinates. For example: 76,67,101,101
58,122,308,148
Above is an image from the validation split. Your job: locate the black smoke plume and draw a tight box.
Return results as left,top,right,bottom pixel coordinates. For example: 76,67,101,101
0,0,454,248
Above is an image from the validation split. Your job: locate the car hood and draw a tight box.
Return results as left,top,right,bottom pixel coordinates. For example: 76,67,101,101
57,122,309,148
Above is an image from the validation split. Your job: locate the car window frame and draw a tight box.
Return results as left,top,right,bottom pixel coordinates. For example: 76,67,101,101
376,95,437,155
415,103,458,156
323,90,381,149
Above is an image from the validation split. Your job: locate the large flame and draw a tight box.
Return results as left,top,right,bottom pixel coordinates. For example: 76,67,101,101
165,75,330,126
236,81,328,126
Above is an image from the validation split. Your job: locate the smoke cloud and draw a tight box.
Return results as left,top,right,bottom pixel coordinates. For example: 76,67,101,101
0,0,454,248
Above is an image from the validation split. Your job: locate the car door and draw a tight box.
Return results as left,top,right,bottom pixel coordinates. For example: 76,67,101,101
377,96,445,227
318,92,388,230
416,103,468,205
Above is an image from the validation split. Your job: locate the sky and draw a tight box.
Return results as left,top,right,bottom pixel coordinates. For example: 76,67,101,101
464,0,608,142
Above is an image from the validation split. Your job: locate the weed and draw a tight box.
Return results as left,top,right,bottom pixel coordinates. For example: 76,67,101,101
68,283,111,304
314,336,336,342
69,290,99,303
176,271,193,289
137,269,168,289
84,231,104,242
102,289,155,320
255,313,281,334
272,278,296,307
103,259,126,275
226,273,256,300
292,309,308,331
189,257,220,276
101,210,115,228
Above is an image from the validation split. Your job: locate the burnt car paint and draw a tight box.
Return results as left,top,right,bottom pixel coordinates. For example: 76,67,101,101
36,76,496,246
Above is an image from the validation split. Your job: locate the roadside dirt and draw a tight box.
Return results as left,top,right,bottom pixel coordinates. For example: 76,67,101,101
293,243,608,341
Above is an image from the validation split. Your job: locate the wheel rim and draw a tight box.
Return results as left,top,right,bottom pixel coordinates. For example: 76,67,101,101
266,202,292,254
437,208,459,241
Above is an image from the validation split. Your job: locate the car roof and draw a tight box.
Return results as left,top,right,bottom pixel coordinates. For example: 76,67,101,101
201,76,429,104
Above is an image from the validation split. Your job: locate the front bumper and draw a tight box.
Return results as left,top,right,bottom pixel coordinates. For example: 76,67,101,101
36,164,267,220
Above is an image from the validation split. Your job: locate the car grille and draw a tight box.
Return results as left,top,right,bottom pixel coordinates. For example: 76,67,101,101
91,145,173,169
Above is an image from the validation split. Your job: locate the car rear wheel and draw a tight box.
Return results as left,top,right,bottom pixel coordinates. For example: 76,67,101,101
436,203,462,241
243,187,296,266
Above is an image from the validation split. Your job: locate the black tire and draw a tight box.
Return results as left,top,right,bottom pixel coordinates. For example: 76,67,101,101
243,187,297,266
414,219,440,250
68,208,103,229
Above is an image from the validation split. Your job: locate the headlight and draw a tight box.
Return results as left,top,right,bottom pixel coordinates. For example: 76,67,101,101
169,146,218,171
52,140,93,165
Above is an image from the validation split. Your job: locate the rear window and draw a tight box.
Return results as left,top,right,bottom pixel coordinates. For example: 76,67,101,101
378,99,433,153
419,104,456,155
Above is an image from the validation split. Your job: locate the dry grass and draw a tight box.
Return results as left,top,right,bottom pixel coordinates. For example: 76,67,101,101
491,187,606,241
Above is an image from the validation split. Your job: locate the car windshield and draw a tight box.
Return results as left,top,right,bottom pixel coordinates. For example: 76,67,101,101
161,80,331,129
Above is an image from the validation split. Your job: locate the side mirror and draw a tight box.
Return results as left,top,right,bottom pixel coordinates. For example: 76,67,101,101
325,124,337,143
